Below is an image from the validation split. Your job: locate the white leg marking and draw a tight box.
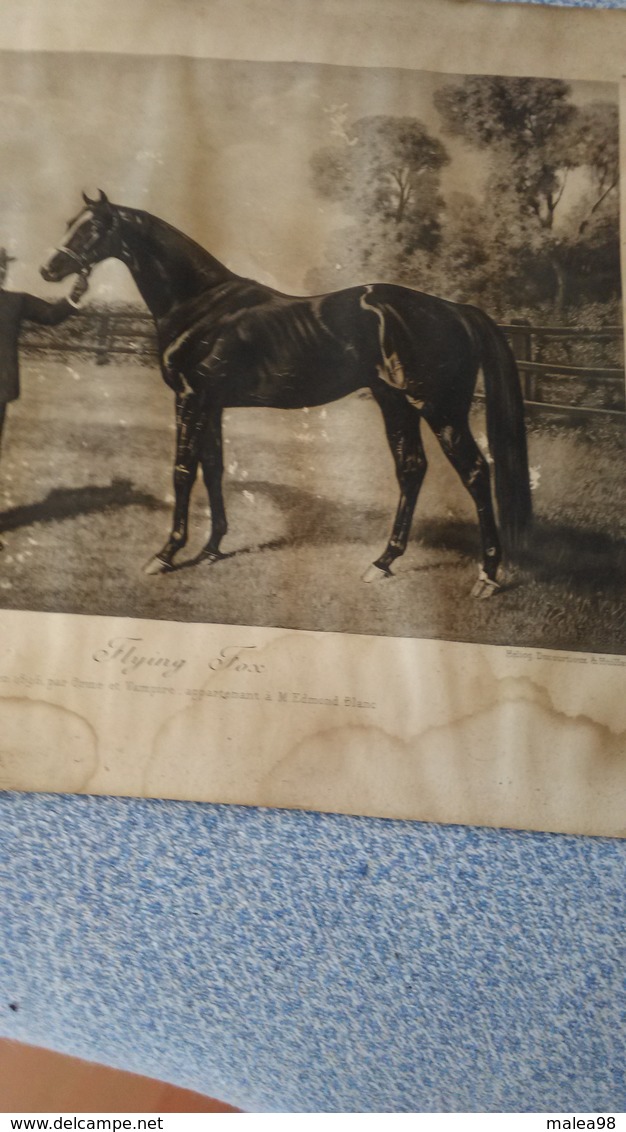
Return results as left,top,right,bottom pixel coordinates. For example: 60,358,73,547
470,567,502,600
362,563,392,584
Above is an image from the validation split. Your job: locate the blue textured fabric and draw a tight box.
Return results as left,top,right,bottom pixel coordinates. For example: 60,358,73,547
493,0,625,6
1,791,625,1112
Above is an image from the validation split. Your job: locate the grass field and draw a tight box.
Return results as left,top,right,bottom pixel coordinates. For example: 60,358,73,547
0,356,624,654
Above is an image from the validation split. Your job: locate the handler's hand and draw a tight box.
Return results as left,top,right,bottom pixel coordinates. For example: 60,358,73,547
70,274,89,303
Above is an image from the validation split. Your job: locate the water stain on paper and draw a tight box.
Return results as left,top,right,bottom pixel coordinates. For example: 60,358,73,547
141,637,625,836
0,697,98,793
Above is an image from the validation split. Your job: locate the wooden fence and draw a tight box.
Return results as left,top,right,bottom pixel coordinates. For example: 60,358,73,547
20,308,626,421
20,309,158,367
501,319,625,421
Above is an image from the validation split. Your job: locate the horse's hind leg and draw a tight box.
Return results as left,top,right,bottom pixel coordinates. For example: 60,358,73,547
364,388,427,582
144,391,204,574
427,411,502,598
197,407,228,565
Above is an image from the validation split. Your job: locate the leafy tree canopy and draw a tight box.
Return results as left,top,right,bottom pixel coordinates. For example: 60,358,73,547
311,115,449,252
308,84,620,316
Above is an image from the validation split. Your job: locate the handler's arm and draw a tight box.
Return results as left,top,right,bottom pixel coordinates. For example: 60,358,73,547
21,295,75,325
22,276,89,325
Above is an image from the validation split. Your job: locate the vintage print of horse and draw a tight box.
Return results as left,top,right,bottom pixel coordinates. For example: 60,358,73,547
41,191,532,598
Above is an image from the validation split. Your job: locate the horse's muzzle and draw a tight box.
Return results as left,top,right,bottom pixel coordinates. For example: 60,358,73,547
40,247,75,282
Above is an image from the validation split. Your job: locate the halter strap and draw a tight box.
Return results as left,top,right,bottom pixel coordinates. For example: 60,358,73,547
55,211,119,273
54,245,88,270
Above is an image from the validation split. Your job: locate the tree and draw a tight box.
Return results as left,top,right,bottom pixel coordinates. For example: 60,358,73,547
434,78,620,311
310,115,449,283
427,192,492,303
435,78,577,230
568,102,619,236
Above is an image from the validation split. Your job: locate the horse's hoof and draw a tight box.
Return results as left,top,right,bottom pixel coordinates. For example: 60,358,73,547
198,550,225,566
362,563,392,584
471,570,502,599
144,555,173,576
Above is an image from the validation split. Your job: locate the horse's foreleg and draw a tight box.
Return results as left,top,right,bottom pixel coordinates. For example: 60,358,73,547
429,414,502,598
364,392,427,582
144,392,204,575
197,408,227,565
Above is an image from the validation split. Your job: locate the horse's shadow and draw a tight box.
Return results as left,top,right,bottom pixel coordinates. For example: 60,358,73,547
6,476,620,598
0,478,161,532
520,519,626,593
172,479,392,572
178,479,625,594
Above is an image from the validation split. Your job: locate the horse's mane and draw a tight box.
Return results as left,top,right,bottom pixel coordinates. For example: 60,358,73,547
117,205,237,282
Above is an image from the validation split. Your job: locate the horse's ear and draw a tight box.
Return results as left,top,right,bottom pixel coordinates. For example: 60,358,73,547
82,189,111,209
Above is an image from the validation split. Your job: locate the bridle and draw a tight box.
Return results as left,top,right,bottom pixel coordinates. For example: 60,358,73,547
54,210,120,275
54,244,93,273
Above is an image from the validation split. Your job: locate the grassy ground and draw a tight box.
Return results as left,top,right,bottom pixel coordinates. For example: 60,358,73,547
0,356,624,653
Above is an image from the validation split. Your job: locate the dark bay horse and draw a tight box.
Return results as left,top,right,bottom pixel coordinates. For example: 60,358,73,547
41,191,532,596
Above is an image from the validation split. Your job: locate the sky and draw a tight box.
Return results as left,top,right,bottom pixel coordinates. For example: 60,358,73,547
0,51,617,302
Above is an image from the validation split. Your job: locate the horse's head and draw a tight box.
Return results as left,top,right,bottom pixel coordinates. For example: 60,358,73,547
41,190,119,282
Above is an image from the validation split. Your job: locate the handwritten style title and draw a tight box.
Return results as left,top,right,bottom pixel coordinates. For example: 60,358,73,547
93,637,186,677
92,638,265,678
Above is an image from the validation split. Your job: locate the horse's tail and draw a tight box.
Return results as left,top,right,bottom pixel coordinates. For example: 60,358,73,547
468,307,532,557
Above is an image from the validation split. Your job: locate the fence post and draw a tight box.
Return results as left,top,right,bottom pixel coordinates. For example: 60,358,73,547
95,312,111,365
508,318,538,401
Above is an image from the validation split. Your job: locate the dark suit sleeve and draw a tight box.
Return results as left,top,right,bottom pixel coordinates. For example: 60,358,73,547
21,295,76,326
